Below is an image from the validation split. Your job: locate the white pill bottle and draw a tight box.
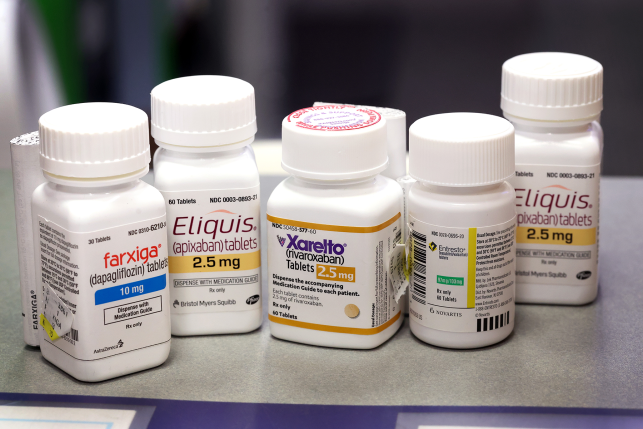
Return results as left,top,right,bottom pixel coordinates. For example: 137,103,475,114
408,113,516,349
151,76,262,335
267,105,404,349
501,52,603,305
32,103,171,382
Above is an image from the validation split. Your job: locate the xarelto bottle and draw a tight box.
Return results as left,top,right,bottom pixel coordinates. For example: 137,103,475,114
501,52,603,305
32,103,171,382
408,113,516,349
267,105,404,349
152,76,262,335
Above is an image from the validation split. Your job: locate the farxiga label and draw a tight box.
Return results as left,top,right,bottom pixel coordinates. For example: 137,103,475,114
36,215,171,360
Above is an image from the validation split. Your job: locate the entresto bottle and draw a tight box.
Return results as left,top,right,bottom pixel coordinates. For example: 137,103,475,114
501,52,603,305
32,103,171,382
152,76,262,336
408,113,516,349
267,105,404,349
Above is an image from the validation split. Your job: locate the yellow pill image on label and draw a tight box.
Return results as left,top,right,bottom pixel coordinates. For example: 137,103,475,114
344,304,360,318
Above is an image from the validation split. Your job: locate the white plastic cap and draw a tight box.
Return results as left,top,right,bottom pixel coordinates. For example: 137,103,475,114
39,103,150,178
501,52,603,122
409,113,514,187
151,75,257,148
281,105,388,180
313,102,406,179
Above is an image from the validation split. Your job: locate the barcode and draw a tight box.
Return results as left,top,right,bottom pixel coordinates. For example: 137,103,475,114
65,328,79,341
411,229,427,305
394,229,402,245
477,311,510,332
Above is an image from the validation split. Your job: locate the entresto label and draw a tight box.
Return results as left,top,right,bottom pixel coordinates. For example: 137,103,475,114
510,164,599,286
37,215,170,360
409,217,516,333
162,187,261,314
267,213,402,335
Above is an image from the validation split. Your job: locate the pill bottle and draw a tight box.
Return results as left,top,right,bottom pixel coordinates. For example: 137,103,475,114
267,105,404,349
32,103,171,382
151,76,261,336
408,113,516,349
501,52,603,305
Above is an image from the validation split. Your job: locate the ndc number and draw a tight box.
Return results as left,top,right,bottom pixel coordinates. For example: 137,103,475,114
432,231,465,239
150,222,166,231
210,194,257,203
128,222,166,236
270,224,317,234
547,173,595,179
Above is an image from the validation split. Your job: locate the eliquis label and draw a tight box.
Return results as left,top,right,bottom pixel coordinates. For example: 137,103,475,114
510,164,599,286
162,187,261,314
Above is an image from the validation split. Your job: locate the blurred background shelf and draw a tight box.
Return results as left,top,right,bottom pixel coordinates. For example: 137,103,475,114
2,0,643,176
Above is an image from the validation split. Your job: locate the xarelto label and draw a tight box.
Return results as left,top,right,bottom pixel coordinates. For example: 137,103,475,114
409,217,516,333
162,187,261,314
37,215,170,360
388,244,409,303
511,164,599,286
267,213,402,335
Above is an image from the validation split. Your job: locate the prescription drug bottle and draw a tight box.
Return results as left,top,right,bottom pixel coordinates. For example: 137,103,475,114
408,113,516,349
151,76,261,336
32,103,171,382
267,105,404,349
501,52,603,305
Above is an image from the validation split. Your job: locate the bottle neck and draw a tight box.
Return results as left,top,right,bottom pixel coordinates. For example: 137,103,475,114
512,121,592,135
44,166,149,189
160,146,246,159
154,137,253,153
504,112,596,134
52,179,140,194
293,174,378,188
421,182,504,195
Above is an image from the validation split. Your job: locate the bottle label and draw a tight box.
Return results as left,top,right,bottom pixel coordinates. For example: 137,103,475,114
408,217,516,333
36,215,170,360
510,164,599,286
267,213,402,334
161,187,261,314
